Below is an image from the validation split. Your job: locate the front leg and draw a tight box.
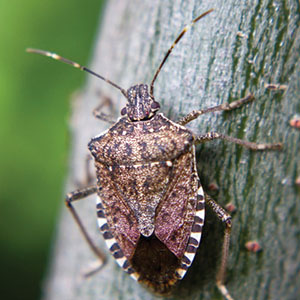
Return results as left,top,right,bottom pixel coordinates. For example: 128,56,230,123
177,94,255,126
93,92,117,124
93,110,116,124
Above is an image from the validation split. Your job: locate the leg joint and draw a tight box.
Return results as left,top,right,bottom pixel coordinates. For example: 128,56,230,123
224,217,232,228
65,193,72,207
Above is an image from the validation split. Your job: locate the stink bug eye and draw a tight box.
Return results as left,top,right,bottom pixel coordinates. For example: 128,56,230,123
121,107,127,116
28,7,282,300
151,101,160,110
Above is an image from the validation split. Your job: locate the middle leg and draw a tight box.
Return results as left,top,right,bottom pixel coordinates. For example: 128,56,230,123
195,132,282,150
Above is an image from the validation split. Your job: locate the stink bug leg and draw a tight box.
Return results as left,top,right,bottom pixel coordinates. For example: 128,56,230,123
65,185,107,275
177,94,256,125
92,92,117,124
205,194,232,300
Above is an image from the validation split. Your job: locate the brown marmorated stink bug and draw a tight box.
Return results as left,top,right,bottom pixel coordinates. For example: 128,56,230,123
27,9,282,300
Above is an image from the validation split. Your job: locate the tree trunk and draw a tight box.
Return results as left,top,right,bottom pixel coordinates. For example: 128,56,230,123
43,1,299,300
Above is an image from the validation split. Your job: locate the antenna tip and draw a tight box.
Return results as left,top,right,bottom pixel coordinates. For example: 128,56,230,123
26,48,46,55
200,8,214,18
26,48,35,53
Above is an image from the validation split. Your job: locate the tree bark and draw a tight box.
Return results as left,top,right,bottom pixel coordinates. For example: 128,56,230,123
43,1,299,300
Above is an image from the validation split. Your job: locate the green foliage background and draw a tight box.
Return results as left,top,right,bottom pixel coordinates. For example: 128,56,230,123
0,1,104,299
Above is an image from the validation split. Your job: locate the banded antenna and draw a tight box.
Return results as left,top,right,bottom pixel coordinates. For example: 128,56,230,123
26,48,127,97
150,9,214,97
27,9,213,99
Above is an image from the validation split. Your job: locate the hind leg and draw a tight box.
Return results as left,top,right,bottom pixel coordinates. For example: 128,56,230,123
205,193,233,300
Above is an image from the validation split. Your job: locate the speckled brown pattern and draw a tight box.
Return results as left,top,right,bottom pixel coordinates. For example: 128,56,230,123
89,108,200,293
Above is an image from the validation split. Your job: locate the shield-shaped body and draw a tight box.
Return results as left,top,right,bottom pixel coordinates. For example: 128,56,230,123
89,113,205,294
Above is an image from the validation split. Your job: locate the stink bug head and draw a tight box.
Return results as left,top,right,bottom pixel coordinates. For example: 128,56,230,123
26,10,214,124
121,84,160,121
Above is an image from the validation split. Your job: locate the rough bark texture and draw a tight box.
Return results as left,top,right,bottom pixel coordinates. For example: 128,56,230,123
43,1,299,300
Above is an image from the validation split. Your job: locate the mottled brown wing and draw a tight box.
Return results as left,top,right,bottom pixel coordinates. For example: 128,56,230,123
89,114,196,260
95,161,140,259
155,147,199,258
